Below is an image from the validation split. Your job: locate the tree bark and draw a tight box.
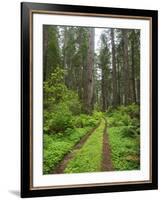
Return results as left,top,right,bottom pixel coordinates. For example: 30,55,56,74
43,26,49,81
101,69,106,111
117,56,121,105
122,29,130,105
131,31,137,103
137,79,140,104
83,28,95,114
111,29,118,107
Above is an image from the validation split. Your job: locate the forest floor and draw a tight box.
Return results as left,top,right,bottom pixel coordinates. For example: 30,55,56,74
44,105,140,174
53,118,113,174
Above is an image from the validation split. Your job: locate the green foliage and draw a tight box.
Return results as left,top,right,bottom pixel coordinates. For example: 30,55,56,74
107,104,140,137
107,104,140,170
108,127,140,170
44,136,72,174
43,67,82,134
44,103,73,134
120,125,139,138
43,126,92,174
118,104,140,119
64,91,81,115
71,112,101,129
43,107,101,134
77,115,96,127
44,67,82,112
44,26,61,80
64,119,104,173
92,111,103,120
108,112,132,127
43,67,67,108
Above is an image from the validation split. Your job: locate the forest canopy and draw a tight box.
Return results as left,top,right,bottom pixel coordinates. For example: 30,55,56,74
43,25,140,114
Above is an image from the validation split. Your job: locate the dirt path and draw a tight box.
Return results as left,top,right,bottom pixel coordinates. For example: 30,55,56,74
53,121,101,174
101,118,113,171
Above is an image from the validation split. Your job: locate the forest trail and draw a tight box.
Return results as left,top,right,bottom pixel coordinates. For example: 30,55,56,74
101,118,113,171
53,121,101,174
53,118,113,174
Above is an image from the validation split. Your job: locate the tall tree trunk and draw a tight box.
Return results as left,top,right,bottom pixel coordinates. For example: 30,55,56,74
117,56,121,105
83,28,95,114
63,27,67,69
122,29,130,105
78,28,84,101
101,64,109,111
137,79,140,104
111,29,118,107
63,27,68,85
131,31,137,103
101,69,106,111
43,26,49,81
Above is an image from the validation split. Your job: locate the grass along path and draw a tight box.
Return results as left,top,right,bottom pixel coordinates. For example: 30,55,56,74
53,121,101,174
64,119,105,173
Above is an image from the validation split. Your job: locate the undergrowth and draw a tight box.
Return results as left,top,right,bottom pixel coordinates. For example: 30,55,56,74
107,104,140,170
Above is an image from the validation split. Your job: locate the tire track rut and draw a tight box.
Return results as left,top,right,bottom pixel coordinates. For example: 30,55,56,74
53,121,101,174
101,118,113,171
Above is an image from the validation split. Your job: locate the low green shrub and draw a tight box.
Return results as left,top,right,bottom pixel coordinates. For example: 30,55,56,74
120,125,139,138
108,112,132,127
70,113,100,129
43,103,73,134
118,104,140,119
108,126,140,170
92,111,103,120
65,91,81,115
107,104,140,134
107,104,140,170
44,139,72,174
43,126,92,174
